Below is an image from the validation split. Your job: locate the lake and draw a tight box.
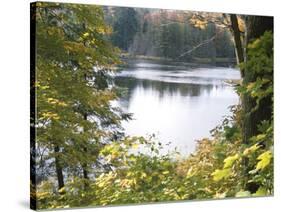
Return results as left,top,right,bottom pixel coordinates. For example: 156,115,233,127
114,59,241,155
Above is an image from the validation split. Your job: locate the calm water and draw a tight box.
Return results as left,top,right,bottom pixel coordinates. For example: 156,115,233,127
115,59,241,155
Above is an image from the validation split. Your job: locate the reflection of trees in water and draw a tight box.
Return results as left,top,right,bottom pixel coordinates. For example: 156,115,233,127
115,76,225,107
124,59,203,70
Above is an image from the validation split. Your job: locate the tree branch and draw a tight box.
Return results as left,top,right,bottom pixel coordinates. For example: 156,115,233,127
178,35,216,58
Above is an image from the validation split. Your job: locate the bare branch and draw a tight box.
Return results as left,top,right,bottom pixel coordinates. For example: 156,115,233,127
178,35,216,58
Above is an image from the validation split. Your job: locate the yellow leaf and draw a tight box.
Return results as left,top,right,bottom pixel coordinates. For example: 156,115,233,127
243,143,260,156
253,187,267,197
141,172,147,179
162,171,169,175
223,154,239,168
58,187,65,193
83,32,89,38
256,151,272,171
212,168,232,181
132,143,139,149
235,190,251,197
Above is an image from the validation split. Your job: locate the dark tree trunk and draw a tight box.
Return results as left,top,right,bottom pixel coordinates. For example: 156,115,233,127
82,150,89,190
230,14,244,75
82,165,89,180
81,72,90,186
242,16,273,144
82,113,89,188
54,145,64,189
242,16,273,193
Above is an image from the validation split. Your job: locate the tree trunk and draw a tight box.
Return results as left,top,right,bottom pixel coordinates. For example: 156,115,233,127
82,165,89,180
54,145,64,189
82,113,89,188
230,14,244,75
242,16,273,192
242,16,273,144
82,150,89,190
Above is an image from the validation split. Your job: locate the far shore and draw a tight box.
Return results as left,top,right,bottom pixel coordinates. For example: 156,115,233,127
120,53,237,68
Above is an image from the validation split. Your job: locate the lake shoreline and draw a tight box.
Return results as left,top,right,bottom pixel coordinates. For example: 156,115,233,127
120,53,237,68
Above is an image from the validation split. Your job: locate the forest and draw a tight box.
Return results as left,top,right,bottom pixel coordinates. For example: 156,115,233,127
31,2,273,210
104,7,235,64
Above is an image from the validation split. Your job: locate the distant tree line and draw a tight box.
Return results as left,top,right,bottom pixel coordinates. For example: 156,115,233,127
104,7,235,62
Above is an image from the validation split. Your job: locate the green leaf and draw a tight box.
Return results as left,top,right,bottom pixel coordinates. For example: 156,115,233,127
235,190,251,197
256,151,272,171
253,187,267,197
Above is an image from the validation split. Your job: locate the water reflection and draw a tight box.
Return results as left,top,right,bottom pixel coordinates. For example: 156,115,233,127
115,60,240,155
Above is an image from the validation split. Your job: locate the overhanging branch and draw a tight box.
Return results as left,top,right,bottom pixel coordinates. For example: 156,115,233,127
178,35,216,58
